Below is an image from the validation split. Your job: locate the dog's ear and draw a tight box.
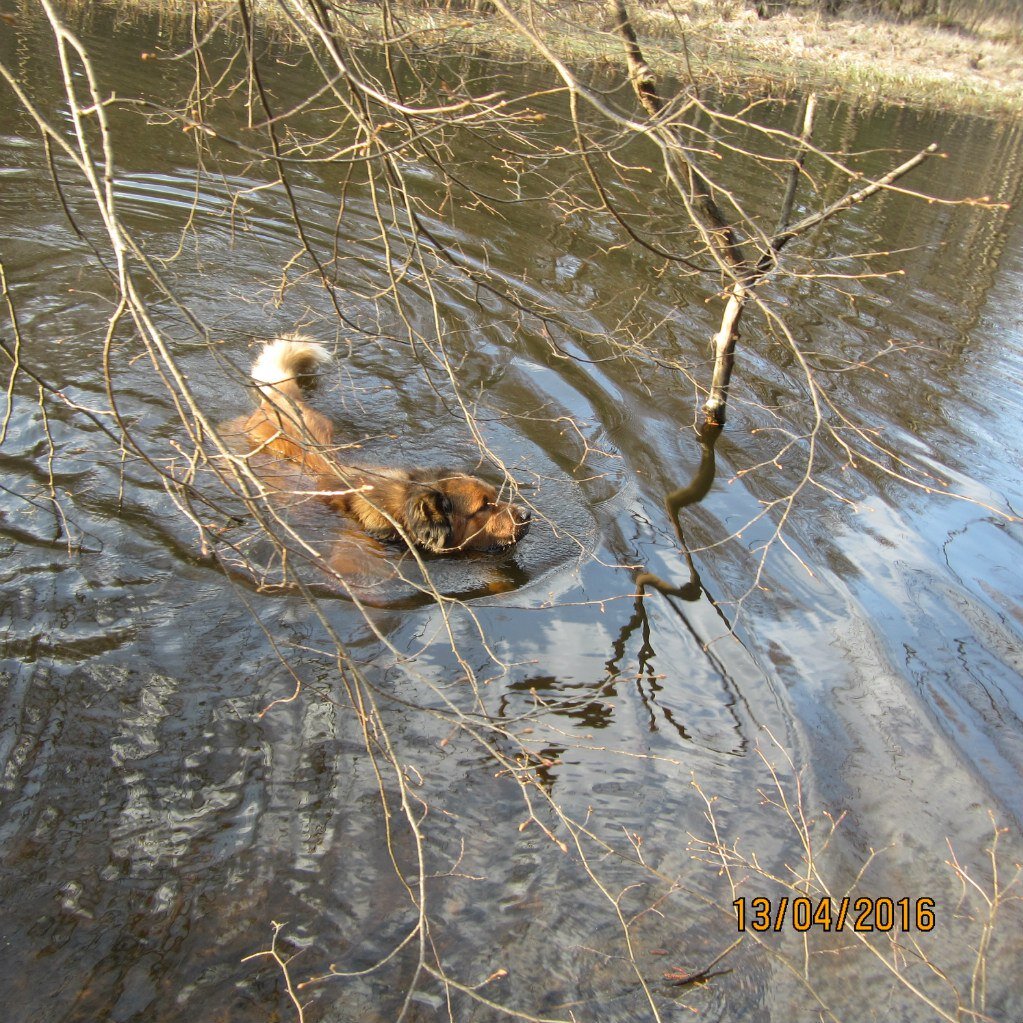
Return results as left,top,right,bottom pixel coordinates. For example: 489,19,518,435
403,487,452,552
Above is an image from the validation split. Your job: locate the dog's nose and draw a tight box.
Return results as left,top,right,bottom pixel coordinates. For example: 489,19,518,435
513,506,531,525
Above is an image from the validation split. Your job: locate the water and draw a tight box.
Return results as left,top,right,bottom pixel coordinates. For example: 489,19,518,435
2,3,1023,1021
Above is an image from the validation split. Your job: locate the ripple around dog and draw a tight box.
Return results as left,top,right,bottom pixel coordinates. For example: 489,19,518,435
212,339,603,605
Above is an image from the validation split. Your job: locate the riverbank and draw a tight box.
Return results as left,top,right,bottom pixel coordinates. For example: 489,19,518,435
56,0,1023,114
641,1,1023,114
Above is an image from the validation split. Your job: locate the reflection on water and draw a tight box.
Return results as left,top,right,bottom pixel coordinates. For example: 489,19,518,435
1,3,1023,1022
635,421,721,604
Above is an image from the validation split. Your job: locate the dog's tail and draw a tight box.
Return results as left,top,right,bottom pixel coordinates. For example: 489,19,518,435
251,334,332,404
247,334,336,475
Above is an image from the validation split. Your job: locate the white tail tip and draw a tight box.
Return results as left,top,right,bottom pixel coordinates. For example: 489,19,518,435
251,334,331,394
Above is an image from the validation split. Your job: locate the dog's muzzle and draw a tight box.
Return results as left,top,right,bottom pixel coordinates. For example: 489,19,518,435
512,505,531,541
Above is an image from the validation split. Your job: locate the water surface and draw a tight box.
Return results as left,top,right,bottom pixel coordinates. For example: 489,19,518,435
1,4,1022,1021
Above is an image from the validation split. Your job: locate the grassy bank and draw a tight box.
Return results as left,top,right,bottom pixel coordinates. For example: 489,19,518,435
640,0,1023,113
63,0,1023,114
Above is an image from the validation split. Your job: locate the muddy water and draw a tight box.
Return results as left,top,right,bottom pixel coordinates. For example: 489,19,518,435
2,4,1023,1022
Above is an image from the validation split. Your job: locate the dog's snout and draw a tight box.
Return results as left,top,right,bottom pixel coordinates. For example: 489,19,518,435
510,506,531,541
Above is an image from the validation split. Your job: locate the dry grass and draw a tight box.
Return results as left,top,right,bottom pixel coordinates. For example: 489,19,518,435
532,0,1023,111
661,1,1023,111
112,0,1023,113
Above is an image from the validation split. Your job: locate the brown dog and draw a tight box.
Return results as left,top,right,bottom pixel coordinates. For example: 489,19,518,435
243,335,530,554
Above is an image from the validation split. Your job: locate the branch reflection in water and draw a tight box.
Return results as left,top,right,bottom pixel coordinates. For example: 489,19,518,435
617,422,757,738
497,423,759,773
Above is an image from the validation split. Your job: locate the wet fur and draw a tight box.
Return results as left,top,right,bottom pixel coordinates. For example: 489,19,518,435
243,335,530,554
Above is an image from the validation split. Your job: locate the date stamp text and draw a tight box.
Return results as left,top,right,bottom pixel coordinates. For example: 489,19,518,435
733,896,935,933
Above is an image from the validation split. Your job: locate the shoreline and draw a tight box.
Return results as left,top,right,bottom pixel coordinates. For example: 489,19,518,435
657,5,1023,115
64,0,1023,115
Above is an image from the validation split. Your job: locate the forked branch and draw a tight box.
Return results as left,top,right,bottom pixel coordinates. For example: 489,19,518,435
610,0,936,426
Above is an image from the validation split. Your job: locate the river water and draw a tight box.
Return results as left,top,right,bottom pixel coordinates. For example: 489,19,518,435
2,3,1022,1021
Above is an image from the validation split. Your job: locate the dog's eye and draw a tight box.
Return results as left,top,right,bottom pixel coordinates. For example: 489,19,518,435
477,498,491,513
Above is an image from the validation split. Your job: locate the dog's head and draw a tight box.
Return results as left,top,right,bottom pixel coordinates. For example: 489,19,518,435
404,473,530,554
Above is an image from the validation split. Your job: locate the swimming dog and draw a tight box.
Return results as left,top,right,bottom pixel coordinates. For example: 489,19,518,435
243,335,530,554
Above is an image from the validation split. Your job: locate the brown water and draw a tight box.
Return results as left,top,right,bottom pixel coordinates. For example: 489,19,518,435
2,4,1023,1021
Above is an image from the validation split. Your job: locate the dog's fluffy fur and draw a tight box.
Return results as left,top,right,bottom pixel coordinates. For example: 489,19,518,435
244,335,530,554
